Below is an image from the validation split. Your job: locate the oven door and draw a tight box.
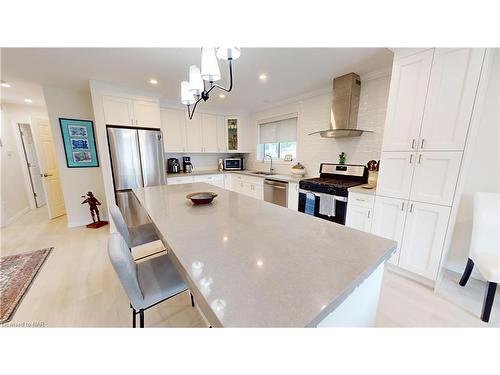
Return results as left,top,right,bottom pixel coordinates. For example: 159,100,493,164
298,189,348,225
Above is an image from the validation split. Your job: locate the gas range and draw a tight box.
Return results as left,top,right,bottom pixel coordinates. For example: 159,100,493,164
299,163,368,197
298,163,368,224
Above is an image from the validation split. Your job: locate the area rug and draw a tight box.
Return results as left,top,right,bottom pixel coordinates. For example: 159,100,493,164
0,248,52,323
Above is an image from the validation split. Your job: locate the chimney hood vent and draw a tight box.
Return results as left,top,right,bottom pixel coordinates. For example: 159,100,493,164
309,72,373,138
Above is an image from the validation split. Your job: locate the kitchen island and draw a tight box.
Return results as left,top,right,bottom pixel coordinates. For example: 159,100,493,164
133,183,396,327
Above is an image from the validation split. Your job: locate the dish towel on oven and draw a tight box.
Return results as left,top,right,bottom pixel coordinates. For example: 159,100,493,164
305,192,316,215
318,193,336,217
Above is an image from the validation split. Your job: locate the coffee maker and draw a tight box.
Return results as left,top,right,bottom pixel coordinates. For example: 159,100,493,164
183,156,193,173
167,158,181,173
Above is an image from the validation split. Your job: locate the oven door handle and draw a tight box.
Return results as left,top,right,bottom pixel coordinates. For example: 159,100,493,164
299,189,348,202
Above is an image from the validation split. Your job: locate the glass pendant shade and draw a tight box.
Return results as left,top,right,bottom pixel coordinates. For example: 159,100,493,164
201,47,221,82
216,47,241,60
189,65,204,95
181,81,195,105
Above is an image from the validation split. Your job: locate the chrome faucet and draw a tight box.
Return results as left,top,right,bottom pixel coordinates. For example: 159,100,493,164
263,154,274,174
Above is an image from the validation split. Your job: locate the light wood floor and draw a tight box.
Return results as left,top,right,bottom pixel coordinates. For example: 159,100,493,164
0,206,493,327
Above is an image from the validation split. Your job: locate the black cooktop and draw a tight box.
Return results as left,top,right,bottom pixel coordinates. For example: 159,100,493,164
299,177,365,196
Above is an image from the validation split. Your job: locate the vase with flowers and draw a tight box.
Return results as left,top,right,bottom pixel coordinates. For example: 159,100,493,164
338,152,347,164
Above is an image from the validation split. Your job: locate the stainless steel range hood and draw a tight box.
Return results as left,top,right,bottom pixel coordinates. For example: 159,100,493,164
309,72,372,138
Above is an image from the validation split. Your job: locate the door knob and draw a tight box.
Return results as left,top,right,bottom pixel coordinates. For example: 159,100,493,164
43,173,52,177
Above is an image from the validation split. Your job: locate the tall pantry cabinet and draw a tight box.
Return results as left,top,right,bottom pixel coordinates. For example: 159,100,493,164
373,48,485,283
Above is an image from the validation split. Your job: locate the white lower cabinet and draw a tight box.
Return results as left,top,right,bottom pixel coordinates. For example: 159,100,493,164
287,182,299,210
193,174,225,188
398,201,451,280
371,196,407,265
346,204,373,232
166,176,194,185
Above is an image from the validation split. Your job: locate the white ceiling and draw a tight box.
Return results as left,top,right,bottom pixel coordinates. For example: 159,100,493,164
1,48,393,113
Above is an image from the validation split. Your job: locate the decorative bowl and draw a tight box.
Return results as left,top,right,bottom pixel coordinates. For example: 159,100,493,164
186,192,218,205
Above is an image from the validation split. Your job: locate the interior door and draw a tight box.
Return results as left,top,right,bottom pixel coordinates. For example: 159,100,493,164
382,49,434,151
419,48,485,151
371,196,407,265
399,201,450,280
36,119,66,219
19,124,46,207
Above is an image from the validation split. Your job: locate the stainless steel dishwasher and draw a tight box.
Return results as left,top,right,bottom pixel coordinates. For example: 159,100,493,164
264,179,288,207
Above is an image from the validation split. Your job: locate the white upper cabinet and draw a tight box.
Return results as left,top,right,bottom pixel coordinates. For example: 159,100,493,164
410,151,462,206
376,151,416,199
399,202,450,280
103,96,135,126
216,116,227,152
346,204,373,232
419,49,485,151
161,108,186,152
371,196,407,265
185,114,204,152
133,100,161,127
103,95,161,127
382,49,434,151
201,114,219,152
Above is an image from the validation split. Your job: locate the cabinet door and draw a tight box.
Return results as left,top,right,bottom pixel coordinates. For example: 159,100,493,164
185,114,203,152
103,96,134,126
371,196,407,265
161,108,186,152
167,176,194,185
287,182,299,210
133,100,161,127
410,151,462,206
376,152,416,199
419,48,485,151
226,117,239,151
345,204,372,232
216,116,227,152
382,49,434,151
399,201,450,280
201,114,219,152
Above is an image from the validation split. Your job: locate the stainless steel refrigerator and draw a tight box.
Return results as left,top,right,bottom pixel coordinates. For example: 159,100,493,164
107,126,166,225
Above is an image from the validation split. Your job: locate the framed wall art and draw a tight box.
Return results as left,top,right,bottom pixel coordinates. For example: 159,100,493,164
59,118,99,168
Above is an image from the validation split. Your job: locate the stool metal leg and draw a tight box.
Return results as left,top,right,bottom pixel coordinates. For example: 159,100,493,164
459,258,474,286
190,291,195,307
139,309,145,328
481,282,497,323
132,308,136,328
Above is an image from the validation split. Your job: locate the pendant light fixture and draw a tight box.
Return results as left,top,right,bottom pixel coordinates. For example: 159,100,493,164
181,47,240,120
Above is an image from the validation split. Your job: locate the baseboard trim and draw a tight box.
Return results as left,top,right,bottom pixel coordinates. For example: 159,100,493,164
1,206,31,227
385,264,436,288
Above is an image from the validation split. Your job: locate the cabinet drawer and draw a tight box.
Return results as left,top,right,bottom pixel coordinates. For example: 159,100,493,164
167,176,194,185
231,173,263,185
193,174,224,183
348,192,375,208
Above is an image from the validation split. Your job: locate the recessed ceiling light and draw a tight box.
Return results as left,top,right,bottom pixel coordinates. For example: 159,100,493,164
149,79,158,85
259,74,267,80
24,98,33,103
1,81,11,88
219,94,226,98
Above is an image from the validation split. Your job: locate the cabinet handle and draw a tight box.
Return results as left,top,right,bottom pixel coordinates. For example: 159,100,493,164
421,139,425,149
131,119,134,125
418,154,422,164
401,202,405,211
409,154,413,164
409,203,414,213
367,210,371,219
411,139,415,149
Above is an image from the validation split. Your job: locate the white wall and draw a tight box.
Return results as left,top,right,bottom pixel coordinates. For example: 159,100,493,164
246,74,391,175
0,103,49,226
43,86,108,228
445,50,500,275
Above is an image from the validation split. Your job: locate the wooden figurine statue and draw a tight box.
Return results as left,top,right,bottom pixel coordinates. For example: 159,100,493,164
81,191,108,229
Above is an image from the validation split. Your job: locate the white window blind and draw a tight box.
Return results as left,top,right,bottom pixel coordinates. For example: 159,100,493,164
259,117,297,144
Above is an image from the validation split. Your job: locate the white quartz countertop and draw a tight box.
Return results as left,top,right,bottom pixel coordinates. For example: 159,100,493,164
133,183,396,327
166,169,303,183
348,185,377,195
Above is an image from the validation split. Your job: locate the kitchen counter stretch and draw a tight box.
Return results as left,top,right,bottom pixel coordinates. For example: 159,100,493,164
166,169,304,183
133,183,396,327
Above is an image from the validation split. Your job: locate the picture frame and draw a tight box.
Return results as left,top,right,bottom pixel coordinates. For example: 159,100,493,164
59,118,99,168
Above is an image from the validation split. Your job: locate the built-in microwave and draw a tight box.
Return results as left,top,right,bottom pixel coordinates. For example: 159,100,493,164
224,158,244,170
